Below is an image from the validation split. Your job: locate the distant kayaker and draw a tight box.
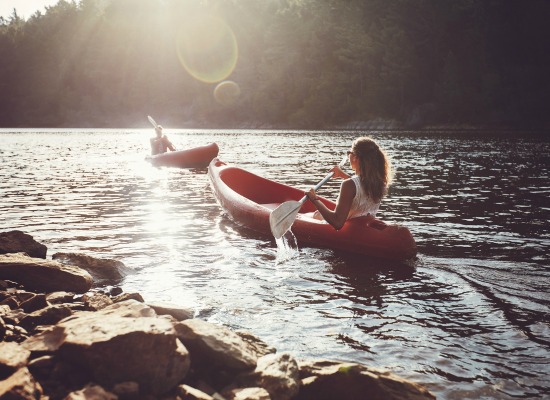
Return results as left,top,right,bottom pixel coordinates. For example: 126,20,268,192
150,125,176,155
306,136,393,230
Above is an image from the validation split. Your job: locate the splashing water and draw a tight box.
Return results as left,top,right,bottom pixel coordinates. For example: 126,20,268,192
275,230,299,264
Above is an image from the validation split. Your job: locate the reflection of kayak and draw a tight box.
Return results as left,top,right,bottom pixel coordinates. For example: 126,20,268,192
208,158,417,261
147,143,219,168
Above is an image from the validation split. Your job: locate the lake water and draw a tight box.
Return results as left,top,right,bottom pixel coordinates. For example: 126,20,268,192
1,129,549,399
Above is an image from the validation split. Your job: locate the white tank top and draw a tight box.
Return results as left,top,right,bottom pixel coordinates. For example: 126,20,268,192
347,175,381,219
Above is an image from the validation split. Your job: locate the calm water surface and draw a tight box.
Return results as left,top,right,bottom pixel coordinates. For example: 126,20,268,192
1,129,549,399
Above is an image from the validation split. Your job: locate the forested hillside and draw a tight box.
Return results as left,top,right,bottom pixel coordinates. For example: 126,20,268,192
1,0,549,129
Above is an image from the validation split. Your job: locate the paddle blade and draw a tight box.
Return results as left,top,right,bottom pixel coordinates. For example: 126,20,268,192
148,115,158,128
269,200,302,239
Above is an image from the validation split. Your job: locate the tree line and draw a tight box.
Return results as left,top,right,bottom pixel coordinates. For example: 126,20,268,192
1,0,549,129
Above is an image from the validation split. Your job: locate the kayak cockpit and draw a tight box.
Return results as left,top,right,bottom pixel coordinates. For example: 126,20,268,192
219,167,308,207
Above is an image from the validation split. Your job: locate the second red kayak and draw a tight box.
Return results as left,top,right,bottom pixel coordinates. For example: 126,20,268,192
147,142,219,168
208,158,417,261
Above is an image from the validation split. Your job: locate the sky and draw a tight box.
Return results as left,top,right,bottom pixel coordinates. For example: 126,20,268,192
0,0,59,20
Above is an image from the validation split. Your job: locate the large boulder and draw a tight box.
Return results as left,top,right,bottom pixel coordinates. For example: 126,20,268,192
0,253,92,294
0,231,47,259
22,300,190,395
296,359,435,400
174,319,257,371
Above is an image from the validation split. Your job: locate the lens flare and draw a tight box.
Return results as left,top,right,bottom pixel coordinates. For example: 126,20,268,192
214,80,241,106
176,15,238,84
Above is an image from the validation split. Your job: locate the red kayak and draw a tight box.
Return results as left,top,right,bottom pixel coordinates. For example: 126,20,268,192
147,142,219,168
208,158,417,261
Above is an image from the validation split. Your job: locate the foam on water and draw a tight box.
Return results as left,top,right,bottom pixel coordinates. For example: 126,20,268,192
275,230,299,264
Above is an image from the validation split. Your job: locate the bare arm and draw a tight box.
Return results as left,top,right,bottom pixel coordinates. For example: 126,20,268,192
163,136,176,151
331,165,350,180
307,179,356,230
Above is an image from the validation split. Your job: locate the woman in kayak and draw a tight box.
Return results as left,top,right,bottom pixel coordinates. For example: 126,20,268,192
150,125,176,155
306,136,393,230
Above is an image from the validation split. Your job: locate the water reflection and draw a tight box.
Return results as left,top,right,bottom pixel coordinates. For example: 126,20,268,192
1,129,549,399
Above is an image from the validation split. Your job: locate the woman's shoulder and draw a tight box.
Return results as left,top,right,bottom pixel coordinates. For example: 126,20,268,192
346,175,362,188
340,178,357,196
341,176,355,185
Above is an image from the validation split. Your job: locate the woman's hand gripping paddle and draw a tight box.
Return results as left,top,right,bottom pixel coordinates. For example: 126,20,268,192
269,155,348,239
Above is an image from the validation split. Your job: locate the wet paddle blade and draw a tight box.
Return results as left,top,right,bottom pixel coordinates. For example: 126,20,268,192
269,200,302,239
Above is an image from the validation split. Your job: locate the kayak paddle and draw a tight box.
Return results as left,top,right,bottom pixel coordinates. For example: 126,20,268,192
269,154,348,239
147,115,177,151
148,115,159,128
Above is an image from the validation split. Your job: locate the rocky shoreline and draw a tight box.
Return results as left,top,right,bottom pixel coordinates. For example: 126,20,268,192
0,231,435,400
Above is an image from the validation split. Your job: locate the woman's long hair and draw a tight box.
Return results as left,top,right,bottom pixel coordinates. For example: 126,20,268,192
352,137,393,203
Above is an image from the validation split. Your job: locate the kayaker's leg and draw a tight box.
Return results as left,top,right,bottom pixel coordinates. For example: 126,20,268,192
303,211,324,221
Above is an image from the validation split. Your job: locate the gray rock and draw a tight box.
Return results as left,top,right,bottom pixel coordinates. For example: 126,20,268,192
0,342,30,380
19,304,73,331
0,367,43,399
0,306,27,325
3,323,29,342
19,294,48,313
177,384,215,400
112,292,144,303
147,302,194,321
0,253,93,294
111,381,139,398
22,304,190,395
0,296,18,310
296,359,436,400
224,387,271,400
64,383,118,400
254,353,299,400
0,231,47,259
27,355,56,376
95,299,156,318
235,330,276,359
81,292,113,311
46,291,75,304
175,319,257,371
109,287,123,296
52,252,133,283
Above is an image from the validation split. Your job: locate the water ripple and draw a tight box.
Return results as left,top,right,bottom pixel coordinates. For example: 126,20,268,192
1,129,549,399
